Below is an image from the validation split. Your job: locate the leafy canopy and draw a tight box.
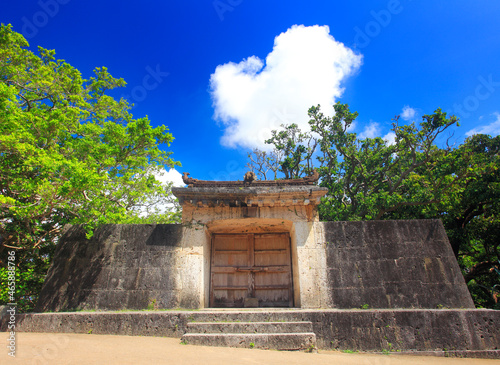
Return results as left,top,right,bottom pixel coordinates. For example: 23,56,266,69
248,102,499,308
0,24,180,311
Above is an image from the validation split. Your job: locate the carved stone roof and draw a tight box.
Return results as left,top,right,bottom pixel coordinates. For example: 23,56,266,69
180,170,320,188
172,185,328,208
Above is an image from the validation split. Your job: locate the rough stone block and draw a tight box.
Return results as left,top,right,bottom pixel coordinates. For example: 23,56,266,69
36,224,184,312
325,245,340,267
357,260,382,287
139,250,176,267
326,268,342,288
120,225,155,250
145,224,183,247
322,220,474,309
151,290,182,309
107,268,142,291
394,257,426,282
125,290,153,309
342,221,365,247
364,220,399,244
112,249,142,267
338,247,370,263
339,264,362,288
138,268,177,291
96,290,130,310
181,333,316,350
330,288,362,308
378,258,402,281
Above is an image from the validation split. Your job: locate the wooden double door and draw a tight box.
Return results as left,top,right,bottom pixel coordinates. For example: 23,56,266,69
210,233,293,308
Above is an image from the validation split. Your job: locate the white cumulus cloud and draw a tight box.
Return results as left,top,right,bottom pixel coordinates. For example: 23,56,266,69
155,168,185,187
133,168,184,218
383,131,396,145
358,121,380,139
210,25,363,149
357,122,396,145
401,105,416,121
466,112,500,137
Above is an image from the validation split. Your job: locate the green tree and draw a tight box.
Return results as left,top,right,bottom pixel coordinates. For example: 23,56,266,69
254,102,500,308
0,24,180,311
265,123,317,179
444,134,500,308
307,103,462,221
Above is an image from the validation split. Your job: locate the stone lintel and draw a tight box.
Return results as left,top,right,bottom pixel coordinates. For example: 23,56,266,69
172,186,328,208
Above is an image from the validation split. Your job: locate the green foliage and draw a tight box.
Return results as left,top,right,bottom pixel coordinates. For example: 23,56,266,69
0,24,180,311
305,344,316,353
147,298,158,311
254,102,500,308
342,349,357,354
0,255,45,312
265,123,317,179
447,134,500,309
308,103,460,221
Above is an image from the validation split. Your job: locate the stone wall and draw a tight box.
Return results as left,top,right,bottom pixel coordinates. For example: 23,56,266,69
35,224,202,312
36,219,474,311
311,309,499,354
320,220,474,309
4,309,499,357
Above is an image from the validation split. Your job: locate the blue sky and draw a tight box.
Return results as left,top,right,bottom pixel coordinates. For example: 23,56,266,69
3,0,500,184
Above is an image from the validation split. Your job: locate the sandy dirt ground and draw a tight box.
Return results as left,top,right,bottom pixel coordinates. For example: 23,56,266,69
2,332,499,365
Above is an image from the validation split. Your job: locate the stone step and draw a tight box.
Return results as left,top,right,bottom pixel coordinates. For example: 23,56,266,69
181,332,316,350
186,321,313,334
188,310,310,324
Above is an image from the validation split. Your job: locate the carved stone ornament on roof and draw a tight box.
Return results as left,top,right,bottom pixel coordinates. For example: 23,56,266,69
181,170,320,188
